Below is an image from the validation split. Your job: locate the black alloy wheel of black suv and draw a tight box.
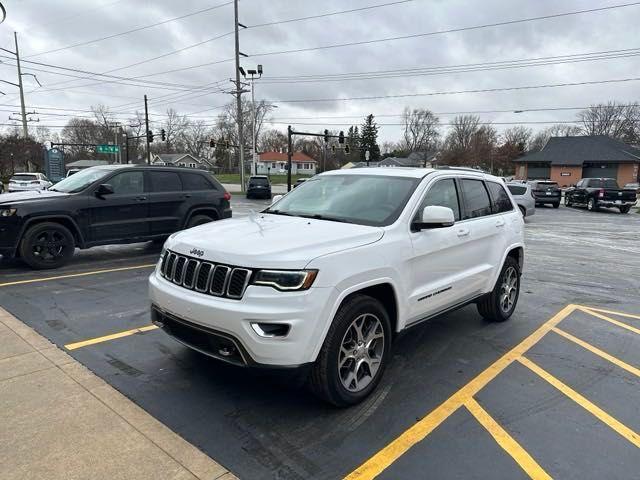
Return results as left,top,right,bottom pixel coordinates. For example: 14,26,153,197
0,165,232,269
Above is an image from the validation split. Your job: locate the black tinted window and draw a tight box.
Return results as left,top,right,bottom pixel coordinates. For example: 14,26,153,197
181,172,214,190
150,171,182,192
486,182,513,213
507,185,527,195
460,179,492,219
250,177,269,186
109,171,144,194
418,179,460,221
604,179,619,189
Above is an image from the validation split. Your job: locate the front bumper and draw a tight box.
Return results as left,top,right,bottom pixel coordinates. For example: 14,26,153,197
149,269,336,366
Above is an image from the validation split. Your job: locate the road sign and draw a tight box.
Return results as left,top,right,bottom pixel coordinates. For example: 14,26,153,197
96,144,119,154
45,148,65,183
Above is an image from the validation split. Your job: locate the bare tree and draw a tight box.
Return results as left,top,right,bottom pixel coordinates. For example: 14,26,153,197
501,126,532,151
160,108,189,153
259,129,288,152
529,124,582,152
181,120,212,159
400,107,440,154
446,115,480,152
578,101,640,142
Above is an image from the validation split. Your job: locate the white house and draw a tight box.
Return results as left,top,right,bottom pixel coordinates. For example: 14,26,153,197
255,151,317,175
151,153,212,170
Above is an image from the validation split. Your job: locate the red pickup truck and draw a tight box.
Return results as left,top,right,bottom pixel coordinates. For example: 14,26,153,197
564,178,637,213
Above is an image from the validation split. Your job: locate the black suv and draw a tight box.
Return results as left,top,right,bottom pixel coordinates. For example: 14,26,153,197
529,180,561,208
246,175,271,199
0,165,231,269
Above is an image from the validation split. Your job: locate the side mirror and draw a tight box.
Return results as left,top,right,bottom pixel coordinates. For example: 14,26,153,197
95,183,114,196
271,194,283,205
412,206,455,231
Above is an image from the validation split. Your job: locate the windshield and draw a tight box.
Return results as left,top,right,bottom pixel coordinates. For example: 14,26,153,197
11,174,38,181
265,174,420,226
49,167,109,193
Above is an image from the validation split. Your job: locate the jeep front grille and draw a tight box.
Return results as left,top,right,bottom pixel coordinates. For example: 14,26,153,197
160,250,252,300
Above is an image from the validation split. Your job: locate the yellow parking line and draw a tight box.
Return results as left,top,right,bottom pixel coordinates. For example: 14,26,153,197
518,356,640,448
0,264,156,288
579,307,640,336
552,327,640,378
65,325,158,350
343,304,578,480
583,307,640,321
466,398,551,480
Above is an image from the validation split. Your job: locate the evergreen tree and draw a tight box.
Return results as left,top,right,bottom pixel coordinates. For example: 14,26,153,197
360,114,380,162
347,125,360,160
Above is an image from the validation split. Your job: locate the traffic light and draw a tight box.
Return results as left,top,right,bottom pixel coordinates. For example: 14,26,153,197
160,129,166,141
324,129,329,143
345,144,350,155
209,138,215,148
338,130,344,144
147,130,154,143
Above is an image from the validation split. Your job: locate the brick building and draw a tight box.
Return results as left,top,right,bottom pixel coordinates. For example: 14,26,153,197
513,135,640,187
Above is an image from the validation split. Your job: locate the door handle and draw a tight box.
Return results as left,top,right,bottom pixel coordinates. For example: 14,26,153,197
457,227,470,237
135,196,147,201
495,218,505,227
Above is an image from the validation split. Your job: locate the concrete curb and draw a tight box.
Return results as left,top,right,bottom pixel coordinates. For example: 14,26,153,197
0,307,237,480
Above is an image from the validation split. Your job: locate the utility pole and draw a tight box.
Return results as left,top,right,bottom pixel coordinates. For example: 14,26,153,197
144,94,151,165
14,32,27,140
287,125,293,192
233,0,246,191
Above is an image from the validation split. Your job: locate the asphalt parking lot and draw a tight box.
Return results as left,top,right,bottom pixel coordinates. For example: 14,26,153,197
1,201,638,479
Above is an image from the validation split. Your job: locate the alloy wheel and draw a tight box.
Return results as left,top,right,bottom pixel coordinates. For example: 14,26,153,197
499,266,518,313
338,313,385,393
32,230,69,263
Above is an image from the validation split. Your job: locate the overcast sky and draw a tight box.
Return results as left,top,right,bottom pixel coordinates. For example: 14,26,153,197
0,0,638,144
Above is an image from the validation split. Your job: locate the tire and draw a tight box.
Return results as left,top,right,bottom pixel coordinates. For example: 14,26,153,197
477,256,520,322
619,205,631,214
186,214,214,229
518,206,526,217
552,202,560,209
19,222,75,270
309,294,392,407
587,198,598,212
564,195,572,207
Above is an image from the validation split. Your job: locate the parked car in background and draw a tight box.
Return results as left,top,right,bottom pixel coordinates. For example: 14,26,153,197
528,180,561,208
8,173,53,192
507,182,535,217
564,178,636,213
246,175,271,199
150,168,525,406
66,168,81,177
0,165,231,269
294,178,307,188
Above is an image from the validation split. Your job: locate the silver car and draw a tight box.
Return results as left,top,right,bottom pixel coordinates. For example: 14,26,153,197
507,182,535,217
8,173,53,192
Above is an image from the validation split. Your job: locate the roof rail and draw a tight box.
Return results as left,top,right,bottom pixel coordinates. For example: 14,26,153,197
434,165,488,173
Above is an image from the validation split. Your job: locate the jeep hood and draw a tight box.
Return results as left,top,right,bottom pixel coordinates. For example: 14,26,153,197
0,190,69,205
166,213,384,269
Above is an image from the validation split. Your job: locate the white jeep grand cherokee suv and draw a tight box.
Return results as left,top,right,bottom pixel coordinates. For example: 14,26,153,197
149,168,524,406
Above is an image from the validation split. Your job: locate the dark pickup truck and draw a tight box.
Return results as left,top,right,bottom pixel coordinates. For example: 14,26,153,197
564,178,636,213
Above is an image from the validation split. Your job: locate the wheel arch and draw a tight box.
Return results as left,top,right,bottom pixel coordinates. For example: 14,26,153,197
183,207,220,228
17,215,84,256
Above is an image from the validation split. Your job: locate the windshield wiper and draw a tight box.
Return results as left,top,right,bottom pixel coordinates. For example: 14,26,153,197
263,209,295,216
297,214,352,224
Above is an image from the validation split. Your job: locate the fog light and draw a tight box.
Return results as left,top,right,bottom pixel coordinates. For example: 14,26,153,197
251,323,290,338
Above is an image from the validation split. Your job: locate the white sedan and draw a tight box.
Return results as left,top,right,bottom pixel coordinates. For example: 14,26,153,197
7,173,53,192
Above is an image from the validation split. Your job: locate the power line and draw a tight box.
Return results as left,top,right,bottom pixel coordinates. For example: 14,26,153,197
259,48,640,84
271,77,640,103
24,1,233,58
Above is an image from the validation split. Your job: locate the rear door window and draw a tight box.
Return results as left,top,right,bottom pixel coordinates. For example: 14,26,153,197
150,171,182,192
486,182,514,213
181,172,215,190
109,171,144,194
507,185,527,195
460,179,492,219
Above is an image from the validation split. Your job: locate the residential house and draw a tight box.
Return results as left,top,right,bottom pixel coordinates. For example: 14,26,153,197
256,151,317,175
513,135,640,186
151,153,212,170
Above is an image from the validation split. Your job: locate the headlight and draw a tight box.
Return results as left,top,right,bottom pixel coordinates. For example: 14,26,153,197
252,269,318,291
0,208,16,217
